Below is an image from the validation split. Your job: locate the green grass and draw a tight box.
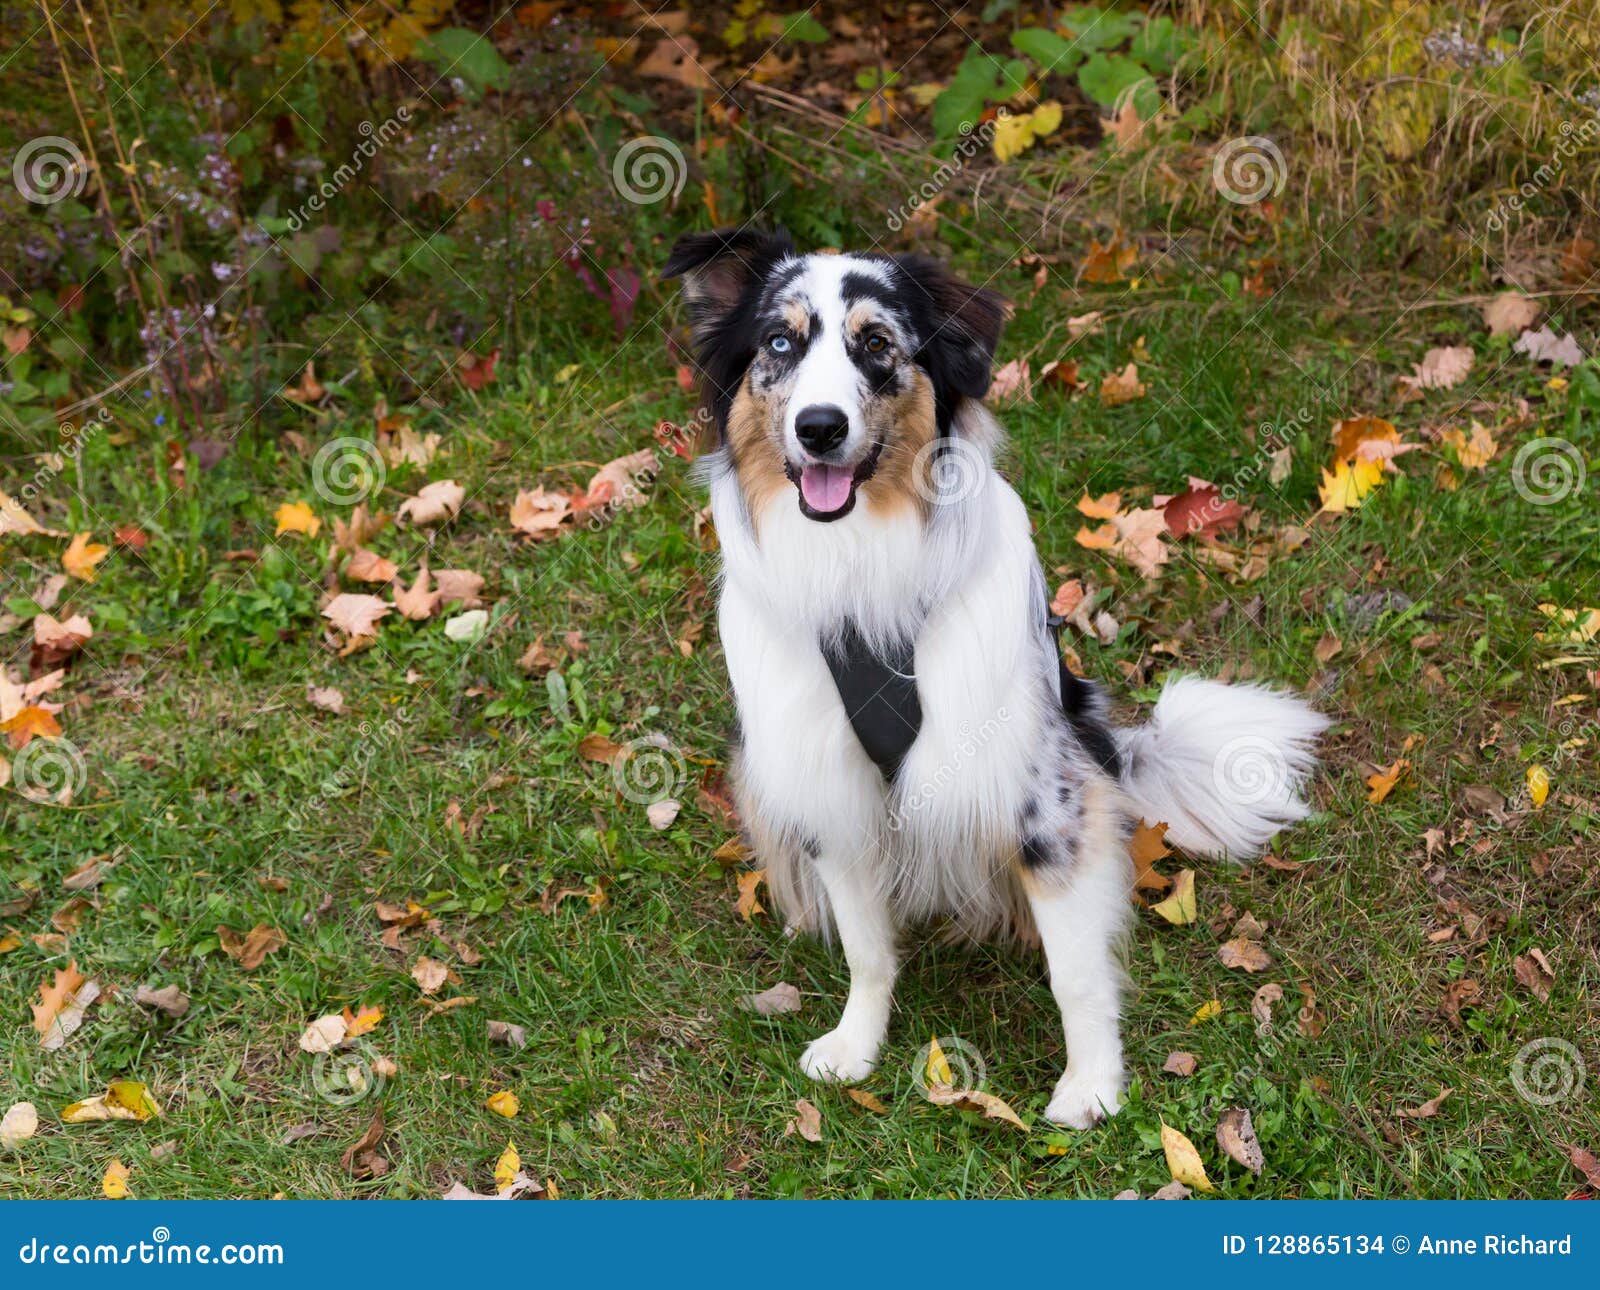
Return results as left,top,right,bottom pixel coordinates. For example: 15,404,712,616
2,243,1598,1200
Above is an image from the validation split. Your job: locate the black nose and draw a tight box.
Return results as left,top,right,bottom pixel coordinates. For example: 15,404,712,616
794,403,850,455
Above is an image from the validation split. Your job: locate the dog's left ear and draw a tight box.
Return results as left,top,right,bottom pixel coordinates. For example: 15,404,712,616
663,227,795,348
894,254,1008,401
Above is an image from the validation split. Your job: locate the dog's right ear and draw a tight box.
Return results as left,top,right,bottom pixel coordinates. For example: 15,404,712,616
662,227,795,346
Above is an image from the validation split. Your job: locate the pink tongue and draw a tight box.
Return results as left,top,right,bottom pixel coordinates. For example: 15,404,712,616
800,463,854,512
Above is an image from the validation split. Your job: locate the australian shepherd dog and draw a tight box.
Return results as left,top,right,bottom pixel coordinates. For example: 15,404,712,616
665,229,1327,1127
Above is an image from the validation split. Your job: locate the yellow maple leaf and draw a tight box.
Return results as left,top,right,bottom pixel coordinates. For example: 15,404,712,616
991,101,1063,162
1536,604,1600,645
1366,757,1411,804
2,705,62,750
494,1140,520,1191
62,532,109,581
1190,998,1223,1025
485,1089,520,1118
102,1158,131,1199
1318,458,1384,513
1440,421,1497,469
274,501,321,538
1526,764,1550,810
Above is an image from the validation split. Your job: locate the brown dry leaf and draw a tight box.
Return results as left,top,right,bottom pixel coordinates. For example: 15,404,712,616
62,532,110,581
740,981,802,1016
517,636,562,674
322,593,391,644
925,1084,1028,1130
298,1014,348,1053
1151,869,1196,925
1163,1051,1198,1077
1251,982,1284,1028
0,1101,38,1147
340,1104,385,1177
488,1020,528,1049
1216,1107,1265,1174
51,898,89,934
396,479,464,526
306,684,345,715
637,34,717,88
1440,421,1498,469
1482,292,1540,337
1512,948,1555,1003
509,487,572,538
1130,820,1173,894
1564,1143,1600,1191
433,569,486,609
1099,362,1146,408
1331,415,1398,462
392,565,440,621
579,449,659,516
1218,938,1273,972
1067,311,1104,341
1,490,61,537
1080,232,1136,284
284,362,325,403
2,705,62,750
735,868,767,922
346,548,398,583
134,984,190,1018
1297,982,1326,1038
31,961,99,1049
843,1087,890,1114
1160,1121,1214,1192
787,1098,823,1142
332,504,389,553
33,612,92,664
217,924,285,971
63,855,115,891
380,424,440,470
410,956,451,996
1404,345,1474,391
1396,1086,1453,1119
61,1081,161,1124
988,359,1032,402
1313,633,1342,664
1439,978,1481,1030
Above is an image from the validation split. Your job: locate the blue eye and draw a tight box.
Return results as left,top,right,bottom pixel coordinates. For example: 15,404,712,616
768,334,792,354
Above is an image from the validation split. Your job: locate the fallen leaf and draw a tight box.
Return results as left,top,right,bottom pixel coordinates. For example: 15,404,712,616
988,358,1032,402
444,609,488,643
740,982,802,1016
1396,1086,1453,1119
397,479,465,526
273,502,321,538
1190,998,1223,1025
1130,820,1173,893
411,956,450,995
61,1081,161,1123
1,1101,39,1147
306,684,345,715
456,349,500,391
1366,757,1411,804
1216,1108,1264,1174
341,1104,384,1176
322,593,390,644
488,1020,528,1048
345,548,398,583
1526,764,1551,810
1251,982,1284,1028
1067,311,1104,340
343,1003,383,1037
925,1084,1028,1130
1440,421,1498,469
485,1090,520,1118
1404,345,1474,391
298,1014,348,1053
33,612,92,666
1439,977,1481,1029
1162,479,1247,540
0,491,60,537
646,798,681,830
32,962,99,1049
509,487,573,538
1318,457,1385,513
1099,362,1146,407
1512,948,1555,1003
1160,1121,1214,1192
2,705,62,750
735,868,767,921
494,1140,523,1192
1081,232,1136,284
1151,869,1197,925
786,1098,823,1141
1482,292,1540,337
1163,1051,1197,1077
434,568,486,609
102,1158,131,1199
62,855,115,891
441,1172,545,1200
843,1088,889,1114
1515,326,1584,367
217,923,285,970
62,532,110,581
1219,938,1273,972
283,361,325,402
1297,982,1326,1038
577,733,625,765
1564,1143,1600,1191
134,985,190,1018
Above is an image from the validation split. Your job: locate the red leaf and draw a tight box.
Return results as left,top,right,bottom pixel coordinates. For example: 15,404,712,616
1161,480,1247,540
458,349,500,391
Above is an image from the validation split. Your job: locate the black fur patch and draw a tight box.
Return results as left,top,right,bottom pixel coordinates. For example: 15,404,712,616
1019,835,1052,869
822,621,922,779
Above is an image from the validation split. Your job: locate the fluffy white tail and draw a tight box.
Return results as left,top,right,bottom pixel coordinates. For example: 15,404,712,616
1116,676,1329,859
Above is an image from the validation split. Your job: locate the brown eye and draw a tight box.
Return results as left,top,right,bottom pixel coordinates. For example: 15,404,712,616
865,334,888,354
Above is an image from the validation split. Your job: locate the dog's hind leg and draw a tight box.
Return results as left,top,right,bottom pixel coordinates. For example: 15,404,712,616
1022,777,1132,1128
799,847,898,1083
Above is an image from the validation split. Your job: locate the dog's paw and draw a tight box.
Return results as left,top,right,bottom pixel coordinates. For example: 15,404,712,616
799,1028,880,1083
1044,1067,1124,1129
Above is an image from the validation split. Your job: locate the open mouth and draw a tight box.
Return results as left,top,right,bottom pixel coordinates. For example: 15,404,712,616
786,440,884,522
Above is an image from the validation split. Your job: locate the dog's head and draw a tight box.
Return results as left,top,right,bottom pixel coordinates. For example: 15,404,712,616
664,229,1006,523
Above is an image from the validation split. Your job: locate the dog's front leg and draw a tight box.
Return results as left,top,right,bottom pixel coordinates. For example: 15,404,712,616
1027,780,1131,1128
800,851,897,1083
